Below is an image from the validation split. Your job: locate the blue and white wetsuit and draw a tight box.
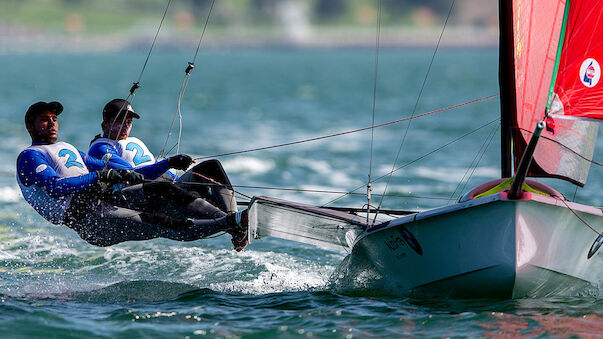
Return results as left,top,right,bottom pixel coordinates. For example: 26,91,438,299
88,136,175,180
89,135,237,217
17,141,231,247
16,141,105,224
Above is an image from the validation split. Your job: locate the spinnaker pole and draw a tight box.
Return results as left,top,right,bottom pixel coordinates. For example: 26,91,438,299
509,121,545,199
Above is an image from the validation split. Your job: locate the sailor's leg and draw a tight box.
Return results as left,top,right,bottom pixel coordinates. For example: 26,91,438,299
64,202,232,247
184,198,226,219
107,183,146,210
177,159,238,213
118,181,226,219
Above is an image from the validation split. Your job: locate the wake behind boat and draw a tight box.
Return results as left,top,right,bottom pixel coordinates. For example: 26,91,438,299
246,0,603,298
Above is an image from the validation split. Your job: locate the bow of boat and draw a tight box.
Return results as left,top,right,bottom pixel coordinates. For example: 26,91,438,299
342,192,602,298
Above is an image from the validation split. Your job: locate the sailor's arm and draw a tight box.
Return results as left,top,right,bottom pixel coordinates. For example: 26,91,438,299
88,142,190,179
87,143,133,170
17,149,98,197
136,153,197,179
136,155,194,180
88,141,172,179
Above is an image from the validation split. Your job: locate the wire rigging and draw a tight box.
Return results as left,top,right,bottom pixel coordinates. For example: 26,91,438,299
322,118,500,207
556,198,603,238
366,0,382,224
193,95,499,160
130,0,173,100
160,0,216,158
170,182,456,201
103,0,172,166
518,127,603,167
456,124,499,200
191,0,216,65
448,123,499,203
373,0,457,221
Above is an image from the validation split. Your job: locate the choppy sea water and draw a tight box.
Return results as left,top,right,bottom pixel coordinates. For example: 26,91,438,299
0,49,601,337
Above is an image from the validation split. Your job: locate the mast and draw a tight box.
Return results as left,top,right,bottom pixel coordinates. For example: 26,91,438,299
498,0,515,178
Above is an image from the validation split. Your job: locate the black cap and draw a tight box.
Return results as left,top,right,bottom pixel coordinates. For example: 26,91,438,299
102,98,140,120
25,101,63,124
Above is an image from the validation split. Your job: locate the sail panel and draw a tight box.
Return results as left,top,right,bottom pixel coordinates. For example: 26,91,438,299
511,0,599,186
552,0,603,120
513,0,565,134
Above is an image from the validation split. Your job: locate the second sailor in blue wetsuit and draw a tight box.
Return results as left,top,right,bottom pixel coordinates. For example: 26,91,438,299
16,101,248,249
87,99,246,250
89,99,180,180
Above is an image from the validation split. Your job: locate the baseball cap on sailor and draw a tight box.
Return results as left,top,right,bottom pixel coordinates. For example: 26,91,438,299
102,98,140,120
25,101,63,124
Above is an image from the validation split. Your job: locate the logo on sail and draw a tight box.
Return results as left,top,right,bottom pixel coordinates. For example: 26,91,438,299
580,58,601,87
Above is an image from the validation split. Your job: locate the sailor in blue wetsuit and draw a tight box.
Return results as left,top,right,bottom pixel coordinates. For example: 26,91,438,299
87,98,246,250
16,101,247,249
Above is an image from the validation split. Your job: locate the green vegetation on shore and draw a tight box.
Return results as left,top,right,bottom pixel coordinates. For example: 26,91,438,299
1,0,494,34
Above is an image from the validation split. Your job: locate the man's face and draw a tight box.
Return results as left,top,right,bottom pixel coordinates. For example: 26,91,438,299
28,112,58,143
102,116,133,140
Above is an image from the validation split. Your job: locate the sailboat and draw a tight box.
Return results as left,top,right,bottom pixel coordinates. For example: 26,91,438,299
245,0,603,298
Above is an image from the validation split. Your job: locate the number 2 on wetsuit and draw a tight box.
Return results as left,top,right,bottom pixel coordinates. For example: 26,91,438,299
58,149,84,168
126,142,151,166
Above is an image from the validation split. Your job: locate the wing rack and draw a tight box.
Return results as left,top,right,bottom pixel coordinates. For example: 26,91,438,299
247,196,370,252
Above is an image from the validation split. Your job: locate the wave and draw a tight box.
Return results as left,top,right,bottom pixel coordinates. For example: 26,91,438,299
221,156,275,175
0,186,21,203
411,166,499,183
18,280,202,304
205,248,337,295
290,157,362,187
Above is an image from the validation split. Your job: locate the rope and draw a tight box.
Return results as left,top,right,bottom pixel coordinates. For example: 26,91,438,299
160,74,190,158
193,94,499,160
373,0,457,222
172,182,456,201
322,118,500,207
556,197,603,238
187,171,253,200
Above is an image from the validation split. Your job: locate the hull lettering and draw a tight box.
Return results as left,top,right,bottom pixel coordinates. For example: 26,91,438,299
384,226,423,256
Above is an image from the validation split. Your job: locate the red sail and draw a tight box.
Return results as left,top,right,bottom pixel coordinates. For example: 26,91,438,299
511,0,599,186
552,0,603,120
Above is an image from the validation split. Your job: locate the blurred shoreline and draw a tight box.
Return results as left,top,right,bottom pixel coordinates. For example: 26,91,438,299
0,25,498,53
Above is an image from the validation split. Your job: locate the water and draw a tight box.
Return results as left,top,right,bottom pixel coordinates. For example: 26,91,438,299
0,49,601,337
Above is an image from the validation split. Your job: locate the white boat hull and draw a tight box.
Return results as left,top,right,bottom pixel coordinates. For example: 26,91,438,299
337,193,603,298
